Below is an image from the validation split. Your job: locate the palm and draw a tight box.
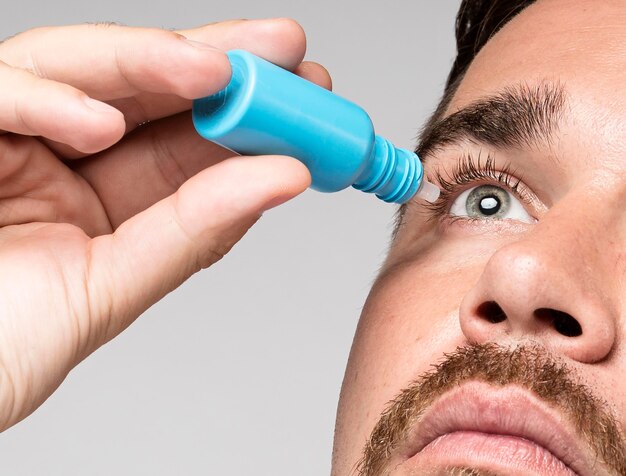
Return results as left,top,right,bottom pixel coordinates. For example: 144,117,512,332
0,135,111,231
0,217,93,429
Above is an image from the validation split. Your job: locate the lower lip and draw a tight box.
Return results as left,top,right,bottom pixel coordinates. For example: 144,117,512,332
398,431,577,476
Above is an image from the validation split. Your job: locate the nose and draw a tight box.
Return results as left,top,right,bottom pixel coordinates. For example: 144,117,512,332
458,204,618,364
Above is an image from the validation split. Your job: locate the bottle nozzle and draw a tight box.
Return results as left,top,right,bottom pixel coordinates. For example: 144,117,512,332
354,136,441,204
415,179,440,203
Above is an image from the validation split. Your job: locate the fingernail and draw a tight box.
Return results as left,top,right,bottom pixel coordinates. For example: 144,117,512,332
182,38,220,51
83,97,118,114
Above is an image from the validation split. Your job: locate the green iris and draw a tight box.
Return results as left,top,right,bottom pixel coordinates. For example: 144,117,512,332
466,185,511,218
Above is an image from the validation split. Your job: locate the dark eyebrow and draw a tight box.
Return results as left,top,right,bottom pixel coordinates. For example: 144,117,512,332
417,81,567,159
391,82,567,240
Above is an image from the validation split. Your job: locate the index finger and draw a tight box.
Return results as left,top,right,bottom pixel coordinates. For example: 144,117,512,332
0,18,310,105
0,23,232,101
0,19,318,157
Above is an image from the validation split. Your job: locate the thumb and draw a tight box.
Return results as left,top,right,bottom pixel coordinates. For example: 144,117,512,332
86,154,311,342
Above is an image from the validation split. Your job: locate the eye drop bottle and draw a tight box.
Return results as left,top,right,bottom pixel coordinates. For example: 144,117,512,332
192,50,439,204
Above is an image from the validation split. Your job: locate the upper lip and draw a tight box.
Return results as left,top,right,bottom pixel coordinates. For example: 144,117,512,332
397,380,604,476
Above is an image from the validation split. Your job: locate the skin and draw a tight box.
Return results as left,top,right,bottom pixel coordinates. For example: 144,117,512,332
0,18,332,430
332,0,626,474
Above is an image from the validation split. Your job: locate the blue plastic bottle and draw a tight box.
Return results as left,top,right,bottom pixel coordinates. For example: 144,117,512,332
192,50,439,204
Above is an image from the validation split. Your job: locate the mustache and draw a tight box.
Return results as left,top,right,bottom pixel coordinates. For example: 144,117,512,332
356,343,626,475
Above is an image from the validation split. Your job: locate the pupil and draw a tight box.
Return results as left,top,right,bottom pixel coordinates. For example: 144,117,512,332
479,196,500,215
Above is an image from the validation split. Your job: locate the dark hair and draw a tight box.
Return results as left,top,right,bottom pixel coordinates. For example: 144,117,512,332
418,0,538,143
447,0,538,91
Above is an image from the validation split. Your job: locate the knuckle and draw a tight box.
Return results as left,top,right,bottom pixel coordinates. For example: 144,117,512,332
198,245,228,270
2,26,64,53
86,21,124,29
141,27,184,44
3,26,48,43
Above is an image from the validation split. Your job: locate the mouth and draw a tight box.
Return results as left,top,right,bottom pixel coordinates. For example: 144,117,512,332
389,381,603,476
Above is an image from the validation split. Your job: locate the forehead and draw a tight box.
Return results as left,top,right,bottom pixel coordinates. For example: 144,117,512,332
451,0,625,112
444,0,626,179
453,0,626,107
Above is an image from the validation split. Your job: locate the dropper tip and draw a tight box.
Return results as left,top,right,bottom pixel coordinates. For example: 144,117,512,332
415,179,441,203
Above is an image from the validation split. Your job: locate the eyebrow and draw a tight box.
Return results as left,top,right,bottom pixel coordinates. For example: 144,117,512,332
391,82,567,239
417,81,567,159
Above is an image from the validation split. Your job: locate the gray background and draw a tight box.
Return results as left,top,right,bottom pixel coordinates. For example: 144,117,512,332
0,2,458,474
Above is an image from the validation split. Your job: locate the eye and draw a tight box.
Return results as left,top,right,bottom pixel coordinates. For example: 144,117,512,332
449,184,534,223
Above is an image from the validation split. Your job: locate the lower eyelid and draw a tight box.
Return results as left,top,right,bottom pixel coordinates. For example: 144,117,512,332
437,214,536,234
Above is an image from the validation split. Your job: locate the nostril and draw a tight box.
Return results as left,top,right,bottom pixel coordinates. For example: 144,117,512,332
477,301,507,324
534,308,582,337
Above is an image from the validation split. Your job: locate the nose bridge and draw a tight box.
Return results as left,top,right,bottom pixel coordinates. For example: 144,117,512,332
459,191,620,364
520,189,618,293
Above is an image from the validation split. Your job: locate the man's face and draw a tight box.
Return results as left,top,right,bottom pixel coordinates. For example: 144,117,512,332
332,1,626,475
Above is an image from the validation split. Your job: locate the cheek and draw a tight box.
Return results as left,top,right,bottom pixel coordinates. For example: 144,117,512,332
353,261,470,399
335,252,484,464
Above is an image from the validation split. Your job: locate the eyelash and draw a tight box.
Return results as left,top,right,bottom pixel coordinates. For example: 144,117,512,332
423,153,523,219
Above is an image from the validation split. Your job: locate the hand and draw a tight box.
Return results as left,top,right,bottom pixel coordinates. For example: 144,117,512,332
0,18,331,431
